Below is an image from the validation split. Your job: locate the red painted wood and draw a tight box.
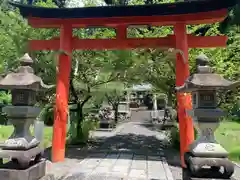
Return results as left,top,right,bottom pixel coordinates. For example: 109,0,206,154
29,35,227,50
174,23,194,168
52,24,72,162
28,9,227,28
117,25,127,39
187,35,227,48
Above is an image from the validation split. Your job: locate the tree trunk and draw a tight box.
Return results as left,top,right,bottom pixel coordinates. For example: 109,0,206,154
76,103,83,139
167,88,173,107
113,104,118,124
76,95,92,139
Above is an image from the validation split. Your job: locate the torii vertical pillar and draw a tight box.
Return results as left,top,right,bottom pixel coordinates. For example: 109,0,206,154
174,23,194,167
52,24,72,162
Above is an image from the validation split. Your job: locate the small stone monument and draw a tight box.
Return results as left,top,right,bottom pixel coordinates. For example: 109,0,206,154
176,53,240,180
0,54,51,180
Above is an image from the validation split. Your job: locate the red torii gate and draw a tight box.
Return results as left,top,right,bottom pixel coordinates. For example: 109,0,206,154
11,0,237,168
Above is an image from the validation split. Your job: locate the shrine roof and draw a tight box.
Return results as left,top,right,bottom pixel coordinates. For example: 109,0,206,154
10,0,237,19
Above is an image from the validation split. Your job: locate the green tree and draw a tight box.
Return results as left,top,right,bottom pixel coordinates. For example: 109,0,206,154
103,82,125,123
68,50,134,141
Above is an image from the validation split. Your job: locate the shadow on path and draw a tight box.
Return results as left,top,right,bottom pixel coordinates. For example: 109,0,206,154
44,131,181,168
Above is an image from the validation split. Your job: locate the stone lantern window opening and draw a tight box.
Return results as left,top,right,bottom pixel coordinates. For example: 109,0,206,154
192,90,217,109
11,89,36,106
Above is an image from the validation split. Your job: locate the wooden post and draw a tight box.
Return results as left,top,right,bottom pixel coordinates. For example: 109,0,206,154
174,23,194,167
52,24,72,162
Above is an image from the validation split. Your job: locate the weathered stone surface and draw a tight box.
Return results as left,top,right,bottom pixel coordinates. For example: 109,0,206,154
148,159,166,180
0,146,43,169
39,174,55,180
128,169,146,178
0,160,46,180
162,157,174,180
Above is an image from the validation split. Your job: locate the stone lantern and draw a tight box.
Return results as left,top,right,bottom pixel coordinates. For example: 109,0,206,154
176,53,240,179
0,54,50,179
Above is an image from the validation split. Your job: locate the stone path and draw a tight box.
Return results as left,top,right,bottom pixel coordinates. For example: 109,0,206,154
43,110,240,180
44,120,175,180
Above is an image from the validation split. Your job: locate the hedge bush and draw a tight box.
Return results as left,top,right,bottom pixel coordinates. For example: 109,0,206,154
67,118,99,145
170,124,198,150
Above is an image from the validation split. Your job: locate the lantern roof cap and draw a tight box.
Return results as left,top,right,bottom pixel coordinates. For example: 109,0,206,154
0,54,53,91
19,53,33,66
176,53,240,92
196,53,209,66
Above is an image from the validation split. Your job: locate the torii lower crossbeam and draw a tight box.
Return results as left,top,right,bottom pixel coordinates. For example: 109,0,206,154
30,35,227,50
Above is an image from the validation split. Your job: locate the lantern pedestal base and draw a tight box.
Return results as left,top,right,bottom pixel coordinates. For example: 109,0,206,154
182,168,234,180
0,146,43,169
183,152,234,179
0,159,46,180
189,142,228,158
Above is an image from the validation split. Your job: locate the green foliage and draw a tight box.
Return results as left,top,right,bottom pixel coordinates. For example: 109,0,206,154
215,121,240,162
169,125,180,150
43,107,54,126
37,104,54,128
0,113,7,125
170,124,198,150
0,91,11,104
229,147,240,162
34,0,58,7
0,91,11,125
67,118,99,145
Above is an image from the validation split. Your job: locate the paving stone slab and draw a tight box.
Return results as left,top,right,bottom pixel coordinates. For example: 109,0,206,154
39,174,55,180
69,167,94,174
108,171,128,178
131,155,147,170
86,174,108,180
113,159,132,167
65,173,86,180
106,176,127,180
94,166,111,173
112,165,129,173
148,156,162,161
128,169,147,178
161,157,174,180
